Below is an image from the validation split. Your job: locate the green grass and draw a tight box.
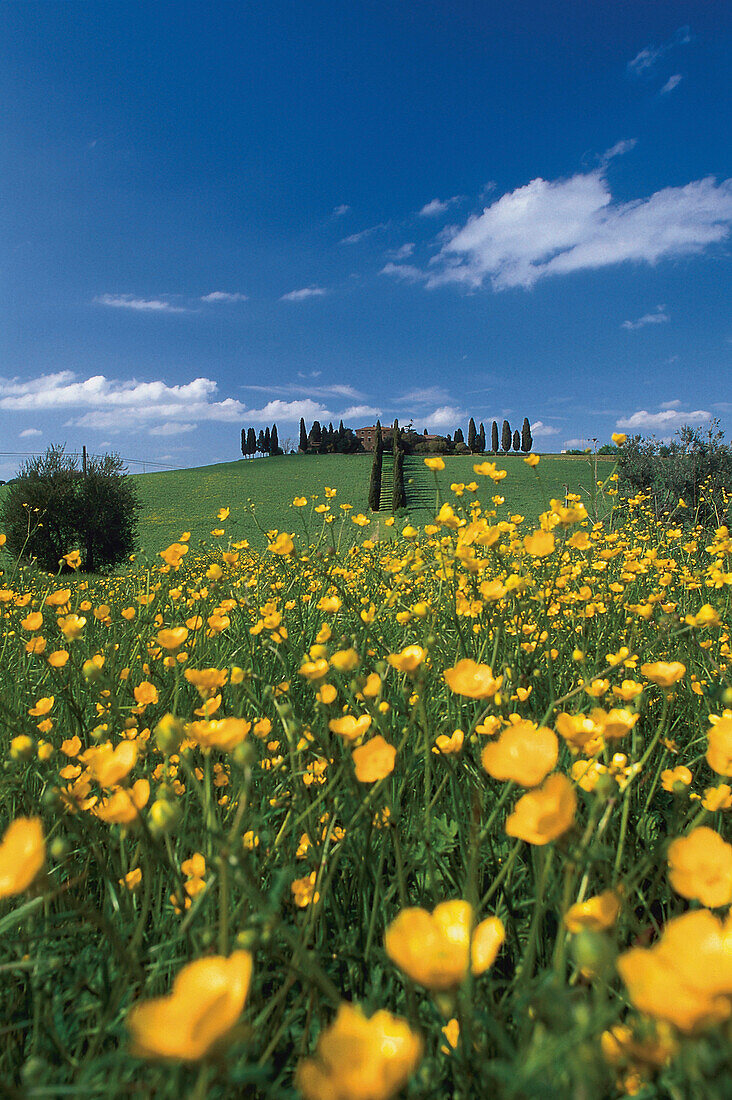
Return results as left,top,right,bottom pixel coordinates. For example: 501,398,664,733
0,452,616,566
131,454,373,557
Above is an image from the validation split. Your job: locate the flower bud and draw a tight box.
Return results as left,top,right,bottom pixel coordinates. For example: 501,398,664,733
154,713,185,755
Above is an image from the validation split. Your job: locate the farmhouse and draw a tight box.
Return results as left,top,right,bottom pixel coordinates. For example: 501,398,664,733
355,425,445,451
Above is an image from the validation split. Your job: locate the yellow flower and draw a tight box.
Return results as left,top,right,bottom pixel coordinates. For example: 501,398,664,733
481,722,558,787
121,867,142,892
126,952,252,1060
523,529,555,557
292,871,320,908
352,736,396,782
611,432,627,445
159,542,189,568
300,658,330,681
661,765,693,793
58,614,86,640
424,456,445,471
387,645,425,674
217,507,230,521
385,900,504,990
87,741,138,787
269,532,294,556
184,667,229,697
617,909,732,1032
61,550,82,570
317,683,338,705
156,627,189,651
96,780,150,824
612,679,643,701
434,728,464,755
707,716,732,776
293,496,308,507
330,648,359,673
592,707,639,741
702,783,732,811
640,661,686,688
564,890,621,933
187,718,251,752
473,461,507,481
505,773,576,845
523,453,540,467
329,714,372,742
444,658,502,699
667,826,732,908
0,817,45,899
296,1003,422,1100
46,588,71,607
317,595,342,613
28,695,54,717
134,681,159,707
21,611,44,631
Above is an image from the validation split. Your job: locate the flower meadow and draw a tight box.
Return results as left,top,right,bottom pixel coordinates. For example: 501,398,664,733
1,457,731,1098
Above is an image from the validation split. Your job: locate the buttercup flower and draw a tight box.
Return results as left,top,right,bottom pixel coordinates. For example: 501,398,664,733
707,716,732,776
444,658,502,699
481,721,558,787
296,1003,422,1100
329,714,372,742
640,662,686,688
387,645,426,674
505,773,576,845
126,951,252,1060
667,826,732,908
352,736,396,782
385,900,505,990
0,817,45,898
617,909,732,1032
564,890,621,933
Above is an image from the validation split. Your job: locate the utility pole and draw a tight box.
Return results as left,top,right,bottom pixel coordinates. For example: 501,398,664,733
82,445,87,476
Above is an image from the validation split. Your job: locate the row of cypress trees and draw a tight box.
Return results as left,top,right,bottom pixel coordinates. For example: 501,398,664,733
240,424,281,458
367,420,407,512
464,417,533,453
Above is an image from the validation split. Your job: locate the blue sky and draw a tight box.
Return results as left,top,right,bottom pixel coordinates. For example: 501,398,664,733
1,1,730,475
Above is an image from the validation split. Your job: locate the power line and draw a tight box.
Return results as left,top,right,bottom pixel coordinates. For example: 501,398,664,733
0,451,178,470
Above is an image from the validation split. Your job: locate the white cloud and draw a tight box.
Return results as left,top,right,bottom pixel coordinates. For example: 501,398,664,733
601,138,637,164
397,386,453,408
418,196,460,217
341,404,381,421
421,170,732,291
201,291,248,302
244,398,334,423
386,242,415,261
280,286,327,301
95,293,188,313
148,422,197,436
660,74,683,95
530,421,559,437
627,27,691,76
19,427,42,438
380,262,424,282
615,407,711,435
340,223,388,245
423,405,466,430
622,305,669,330
563,438,589,449
333,204,351,217
660,400,682,409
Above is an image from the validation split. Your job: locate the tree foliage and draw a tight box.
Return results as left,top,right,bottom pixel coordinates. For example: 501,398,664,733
521,417,533,453
501,420,511,453
1,445,139,573
617,420,732,526
491,421,499,454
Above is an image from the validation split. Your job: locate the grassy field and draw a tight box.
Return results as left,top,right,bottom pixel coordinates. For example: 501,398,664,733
130,452,614,558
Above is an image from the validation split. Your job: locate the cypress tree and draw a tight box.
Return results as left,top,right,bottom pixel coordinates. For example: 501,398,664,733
513,429,521,452
491,421,499,453
241,428,247,458
468,417,477,452
264,426,271,454
310,421,322,445
454,427,464,444
257,429,265,454
246,427,257,457
501,420,511,453
299,418,308,453
368,420,383,511
393,447,406,510
271,424,280,455
477,423,486,453
521,417,533,453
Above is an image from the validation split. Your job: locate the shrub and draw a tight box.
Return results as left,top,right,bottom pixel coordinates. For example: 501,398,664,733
1,446,140,573
618,420,732,527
